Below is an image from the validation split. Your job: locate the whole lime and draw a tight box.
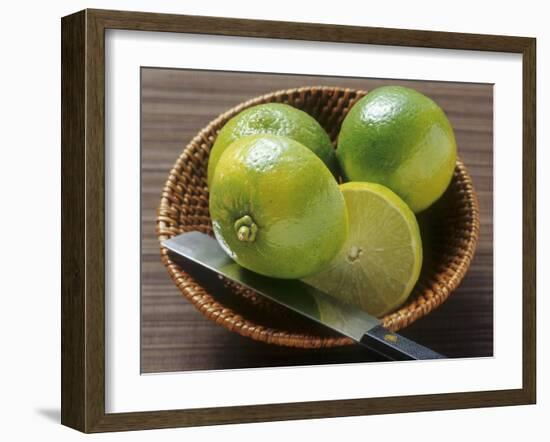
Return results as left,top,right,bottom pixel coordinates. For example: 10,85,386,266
207,103,338,186
209,134,348,279
337,86,457,213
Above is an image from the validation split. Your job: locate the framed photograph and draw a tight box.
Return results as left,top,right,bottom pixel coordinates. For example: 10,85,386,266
61,9,536,433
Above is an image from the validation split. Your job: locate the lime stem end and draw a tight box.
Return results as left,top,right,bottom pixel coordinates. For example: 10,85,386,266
234,215,258,242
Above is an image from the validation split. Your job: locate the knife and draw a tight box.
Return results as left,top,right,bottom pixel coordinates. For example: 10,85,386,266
162,231,444,361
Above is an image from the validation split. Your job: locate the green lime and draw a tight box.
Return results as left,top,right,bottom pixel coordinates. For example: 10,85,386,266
303,182,422,317
209,134,348,279
337,86,457,213
208,103,338,186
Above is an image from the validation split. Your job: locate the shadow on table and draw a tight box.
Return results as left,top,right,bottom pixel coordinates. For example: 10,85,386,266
35,408,60,423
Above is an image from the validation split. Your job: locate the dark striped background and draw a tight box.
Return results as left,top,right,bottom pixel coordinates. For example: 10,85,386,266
141,68,493,373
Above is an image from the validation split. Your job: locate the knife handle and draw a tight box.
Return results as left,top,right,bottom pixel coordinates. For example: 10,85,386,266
360,325,445,361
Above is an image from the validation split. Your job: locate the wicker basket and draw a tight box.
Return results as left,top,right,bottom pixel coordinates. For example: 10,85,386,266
156,86,480,348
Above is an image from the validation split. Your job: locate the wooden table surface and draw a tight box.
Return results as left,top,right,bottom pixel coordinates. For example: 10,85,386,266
141,68,493,373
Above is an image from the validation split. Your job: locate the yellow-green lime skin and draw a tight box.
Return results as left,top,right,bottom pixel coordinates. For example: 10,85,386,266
337,86,457,213
208,103,338,186
209,134,348,279
304,182,422,318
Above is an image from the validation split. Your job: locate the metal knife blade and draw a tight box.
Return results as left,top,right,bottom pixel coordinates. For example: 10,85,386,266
162,231,444,361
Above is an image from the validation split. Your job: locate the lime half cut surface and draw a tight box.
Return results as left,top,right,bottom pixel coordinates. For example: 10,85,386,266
303,182,423,317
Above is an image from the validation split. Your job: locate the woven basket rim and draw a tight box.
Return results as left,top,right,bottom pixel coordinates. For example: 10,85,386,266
156,85,480,348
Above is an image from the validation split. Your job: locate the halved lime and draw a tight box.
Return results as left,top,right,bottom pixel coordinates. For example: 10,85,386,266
303,182,422,317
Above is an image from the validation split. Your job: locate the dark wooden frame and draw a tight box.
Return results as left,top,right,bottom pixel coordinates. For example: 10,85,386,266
61,8,536,433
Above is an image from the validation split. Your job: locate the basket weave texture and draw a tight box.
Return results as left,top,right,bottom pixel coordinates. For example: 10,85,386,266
156,86,480,348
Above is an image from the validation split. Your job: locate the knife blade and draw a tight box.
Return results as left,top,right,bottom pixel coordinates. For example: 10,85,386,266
162,231,444,361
